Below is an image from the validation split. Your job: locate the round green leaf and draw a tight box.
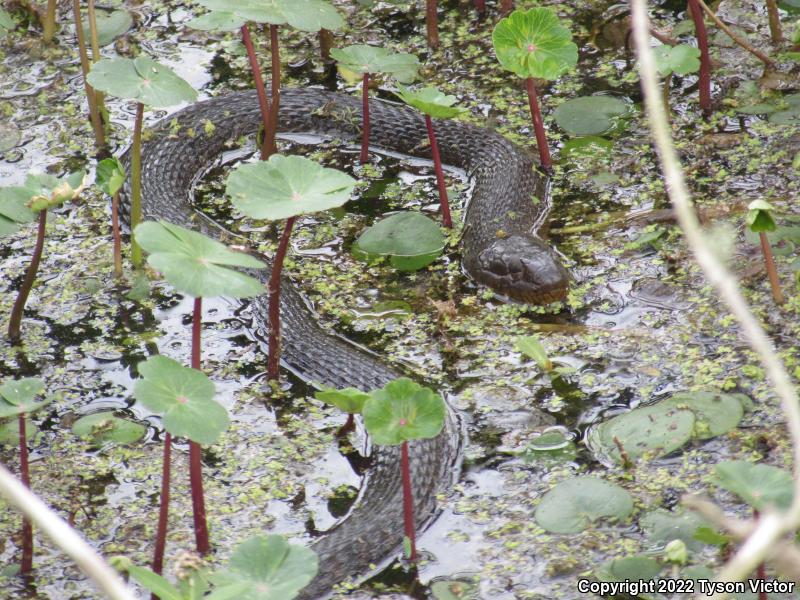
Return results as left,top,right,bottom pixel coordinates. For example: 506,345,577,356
87,56,197,108
596,555,662,582
72,411,146,446
227,155,355,221
534,476,634,533
198,0,284,24
362,378,446,445
589,402,695,464
188,10,246,31
393,85,465,119
197,0,343,31
96,158,126,197
353,212,445,272
661,391,744,439
492,8,578,80
82,9,133,46
652,44,701,76
314,387,369,414
0,378,50,417
713,460,794,511
133,355,229,445
209,535,318,600
553,96,632,136
134,220,266,298
329,45,420,82
640,509,709,552
769,107,800,125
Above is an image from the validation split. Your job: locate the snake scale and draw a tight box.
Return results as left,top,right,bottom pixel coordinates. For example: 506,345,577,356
122,87,568,598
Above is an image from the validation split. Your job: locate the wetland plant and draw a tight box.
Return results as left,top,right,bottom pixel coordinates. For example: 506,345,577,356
362,378,446,560
426,0,439,48
72,0,106,151
1,171,86,343
315,387,370,435
685,0,712,113
492,8,578,171
394,85,467,228
87,57,197,267
652,43,701,113
133,220,265,564
95,157,126,278
353,211,446,271
226,154,356,380
329,45,420,164
746,200,784,305
0,377,51,573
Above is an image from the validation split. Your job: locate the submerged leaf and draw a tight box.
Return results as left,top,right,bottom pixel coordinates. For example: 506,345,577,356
535,476,633,533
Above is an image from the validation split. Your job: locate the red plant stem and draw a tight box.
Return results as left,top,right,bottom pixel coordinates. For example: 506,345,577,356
424,115,452,228
240,24,273,160
400,441,416,561
360,73,371,164
8,210,47,343
267,217,296,380
189,297,210,554
151,432,171,581
111,191,122,277
500,0,513,13
130,102,144,267
336,413,355,437
525,78,552,171
765,0,782,43
19,413,33,573
267,24,281,158
759,231,784,305
426,0,439,49
473,0,486,13
687,0,712,114
319,28,333,62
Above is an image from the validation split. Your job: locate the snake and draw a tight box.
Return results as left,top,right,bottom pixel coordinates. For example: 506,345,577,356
122,87,569,598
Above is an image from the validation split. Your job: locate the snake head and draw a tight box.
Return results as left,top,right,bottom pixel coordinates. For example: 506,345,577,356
472,235,569,305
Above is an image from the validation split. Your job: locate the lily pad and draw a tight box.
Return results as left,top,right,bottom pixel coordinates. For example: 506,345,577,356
353,211,445,272
492,8,578,80
188,10,245,31
0,418,34,445
226,154,355,221
653,43,701,76
362,378,446,445
713,460,794,511
589,402,695,464
82,9,133,46
596,555,661,582
197,0,344,31
330,45,419,82
534,476,634,533
430,579,478,600
209,534,318,600
661,391,744,439
72,411,146,446
87,56,197,108
133,355,229,445
0,378,50,417
553,95,632,136
0,123,21,153
95,158,126,197
134,220,266,299
314,387,370,414
640,509,709,552
394,85,465,119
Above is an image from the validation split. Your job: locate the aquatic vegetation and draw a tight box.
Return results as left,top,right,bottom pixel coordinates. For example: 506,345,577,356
95,157,126,278
685,0,712,114
534,476,633,534
72,0,106,152
353,211,445,271
514,334,553,372
71,411,146,448
314,386,369,435
746,200,784,305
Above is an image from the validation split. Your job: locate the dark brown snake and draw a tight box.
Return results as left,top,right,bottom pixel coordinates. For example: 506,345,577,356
122,87,568,598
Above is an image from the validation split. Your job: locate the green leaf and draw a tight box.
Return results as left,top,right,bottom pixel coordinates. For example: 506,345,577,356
560,135,613,159
82,9,133,46
134,220,266,299
330,45,420,82
126,565,183,600
197,0,343,31
362,378,446,445
430,579,478,600
534,476,633,533
187,10,246,31
353,212,445,272
553,96,632,136
209,535,318,600
314,387,370,414
87,56,197,108
661,391,744,439
133,355,229,445
640,509,710,552
745,199,776,232
596,555,661,582
0,171,85,225
693,525,730,546
492,8,578,80
226,155,355,221
0,8,16,32
96,158,126,196
0,378,50,417
393,85,466,119
0,418,35,445
514,335,552,371
652,43,701,76
71,411,146,446
713,460,794,511
198,0,284,24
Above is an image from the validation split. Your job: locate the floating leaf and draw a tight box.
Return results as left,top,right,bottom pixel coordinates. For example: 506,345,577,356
87,56,197,108
0,8,15,32
560,135,613,159
713,460,794,511
226,154,355,221
330,45,420,82
82,9,133,46
394,85,465,119
0,418,34,445
96,158,126,197
209,535,318,600
134,220,266,299
314,387,369,414
363,378,446,445
596,555,661,582
553,95,632,136
652,44,701,76
534,476,633,533
492,8,578,80
187,10,245,31
353,211,445,272
515,335,552,371
133,355,229,445
0,378,50,417
198,0,344,31
125,565,183,600
662,391,744,439
745,199,776,232
72,411,146,446
640,509,709,552
0,123,21,153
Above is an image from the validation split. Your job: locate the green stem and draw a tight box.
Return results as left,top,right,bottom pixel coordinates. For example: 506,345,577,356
130,102,144,267
111,191,122,278
86,0,108,138
8,210,47,343
72,0,105,151
42,0,57,43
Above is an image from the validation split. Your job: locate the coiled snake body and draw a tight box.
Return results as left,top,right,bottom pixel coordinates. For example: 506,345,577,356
123,87,567,598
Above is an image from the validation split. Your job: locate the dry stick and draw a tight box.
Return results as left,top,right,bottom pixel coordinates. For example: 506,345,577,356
400,441,416,561
319,28,333,62
765,0,782,43
8,210,46,342
267,217,296,380
687,0,712,113
759,232,784,304
426,0,439,49
0,463,136,600
695,0,774,66
267,24,280,158
359,73,371,165
240,24,273,161
72,0,105,151
42,0,57,43
424,115,453,228
18,413,33,573
525,78,552,171
189,296,210,554
151,432,171,584
130,102,144,267
630,0,800,590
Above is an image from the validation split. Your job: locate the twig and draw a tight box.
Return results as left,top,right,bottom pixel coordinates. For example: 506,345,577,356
695,0,775,66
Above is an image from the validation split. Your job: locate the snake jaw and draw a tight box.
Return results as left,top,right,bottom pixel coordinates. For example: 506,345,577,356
472,235,570,305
